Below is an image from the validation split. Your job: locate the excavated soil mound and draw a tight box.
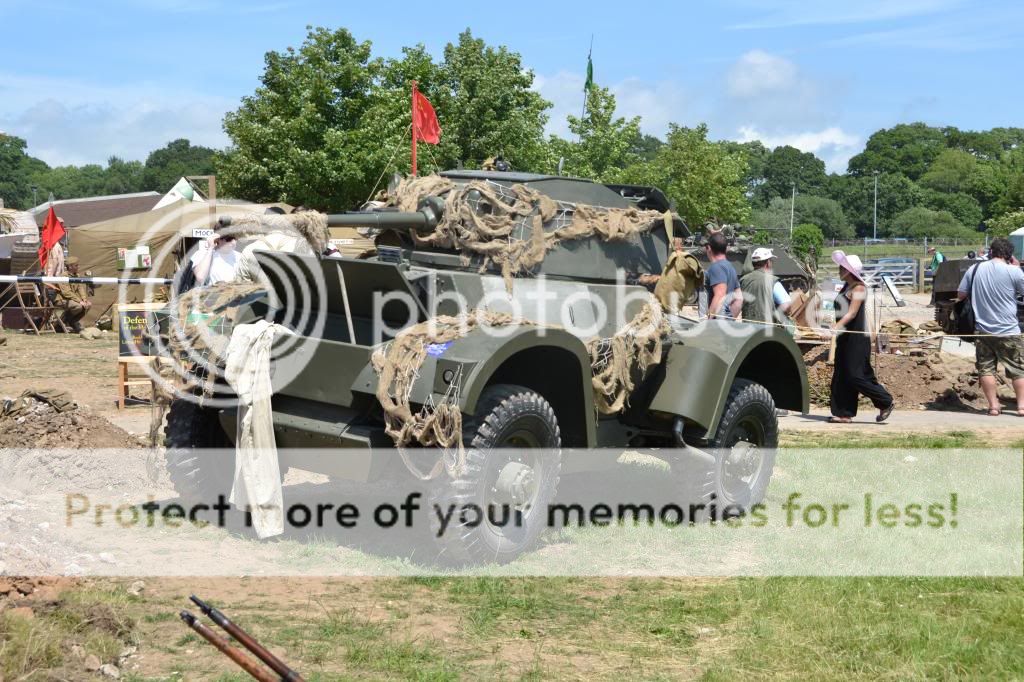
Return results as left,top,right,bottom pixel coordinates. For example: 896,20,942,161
0,395,141,449
803,347,1014,411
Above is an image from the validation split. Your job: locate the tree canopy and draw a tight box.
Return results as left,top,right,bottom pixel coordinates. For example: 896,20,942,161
4,26,1024,245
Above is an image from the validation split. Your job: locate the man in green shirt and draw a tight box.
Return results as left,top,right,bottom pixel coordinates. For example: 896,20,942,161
740,248,792,332
927,247,945,273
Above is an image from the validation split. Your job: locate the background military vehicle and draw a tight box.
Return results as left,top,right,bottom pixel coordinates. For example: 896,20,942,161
692,241,814,294
931,257,1024,333
163,170,809,564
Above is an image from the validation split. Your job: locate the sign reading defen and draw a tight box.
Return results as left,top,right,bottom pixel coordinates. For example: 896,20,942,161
117,304,167,357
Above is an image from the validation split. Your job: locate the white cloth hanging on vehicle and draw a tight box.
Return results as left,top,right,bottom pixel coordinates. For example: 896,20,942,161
223,319,294,539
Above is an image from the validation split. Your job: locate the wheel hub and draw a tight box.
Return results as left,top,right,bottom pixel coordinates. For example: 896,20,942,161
494,461,537,506
725,441,760,479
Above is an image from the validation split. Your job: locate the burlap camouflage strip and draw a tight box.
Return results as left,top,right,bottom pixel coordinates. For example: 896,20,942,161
387,175,669,290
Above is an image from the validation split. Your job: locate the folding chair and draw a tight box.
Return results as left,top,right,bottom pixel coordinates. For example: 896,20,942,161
13,282,68,334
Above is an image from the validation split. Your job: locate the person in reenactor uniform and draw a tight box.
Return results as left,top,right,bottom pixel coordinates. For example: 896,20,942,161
48,256,93,332
631,237,704,315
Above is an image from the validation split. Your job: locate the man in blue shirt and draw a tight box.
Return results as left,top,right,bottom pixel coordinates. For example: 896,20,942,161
957,237,1024,416
703,231,742,319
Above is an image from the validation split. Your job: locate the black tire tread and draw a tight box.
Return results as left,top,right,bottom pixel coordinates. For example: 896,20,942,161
430,384,561,565
672,379,777,521
163,399,233,502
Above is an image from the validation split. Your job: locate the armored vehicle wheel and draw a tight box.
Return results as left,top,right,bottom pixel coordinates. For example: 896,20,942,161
163,399,234,503
430,384,562,565
674,379,777,522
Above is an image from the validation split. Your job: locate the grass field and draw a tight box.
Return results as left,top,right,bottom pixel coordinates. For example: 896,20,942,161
2,434,1021,680
825,243,985,261
3,576,1022,680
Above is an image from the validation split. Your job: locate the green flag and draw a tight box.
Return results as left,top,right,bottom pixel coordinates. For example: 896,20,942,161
584,53,594,91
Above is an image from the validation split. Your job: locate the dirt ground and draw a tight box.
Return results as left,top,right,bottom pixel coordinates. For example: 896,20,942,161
1,313,1021,679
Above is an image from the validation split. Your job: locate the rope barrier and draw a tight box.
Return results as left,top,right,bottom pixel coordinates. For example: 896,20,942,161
0,275,174,286
712,314,1022,340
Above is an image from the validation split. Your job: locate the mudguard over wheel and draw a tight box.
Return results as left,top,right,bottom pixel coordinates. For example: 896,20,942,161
430,384,562,565
673,379,778,522
163,399,234,503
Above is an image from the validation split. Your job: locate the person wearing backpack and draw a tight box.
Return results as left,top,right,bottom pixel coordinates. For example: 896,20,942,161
957,237,1024,416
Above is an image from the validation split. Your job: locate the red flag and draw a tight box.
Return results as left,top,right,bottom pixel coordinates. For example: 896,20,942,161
413,90,441,144
38,207,66,271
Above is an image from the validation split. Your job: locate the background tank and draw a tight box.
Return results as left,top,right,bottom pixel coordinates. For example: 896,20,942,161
931,256,1024,332
691,241,813,293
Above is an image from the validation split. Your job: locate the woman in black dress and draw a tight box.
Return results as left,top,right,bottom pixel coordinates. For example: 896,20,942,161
829,251,894,424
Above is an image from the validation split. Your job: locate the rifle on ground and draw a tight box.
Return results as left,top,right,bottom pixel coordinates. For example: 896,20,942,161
180,595,304,682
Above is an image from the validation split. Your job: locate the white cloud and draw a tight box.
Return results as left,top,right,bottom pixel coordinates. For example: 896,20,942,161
726,50,798,98
0,72,233,166
737,125,861,172
533,71,688,139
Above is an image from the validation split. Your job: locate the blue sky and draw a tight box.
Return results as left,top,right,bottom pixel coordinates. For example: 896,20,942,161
1,0,1021,173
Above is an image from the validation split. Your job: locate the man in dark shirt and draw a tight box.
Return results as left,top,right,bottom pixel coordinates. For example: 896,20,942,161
703,231,741,319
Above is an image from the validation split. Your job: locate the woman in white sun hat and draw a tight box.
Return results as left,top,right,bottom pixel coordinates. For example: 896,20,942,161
828,250,894,424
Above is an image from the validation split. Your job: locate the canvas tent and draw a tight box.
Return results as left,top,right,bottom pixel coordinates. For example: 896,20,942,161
1011,225,1024,260
69,201,288,323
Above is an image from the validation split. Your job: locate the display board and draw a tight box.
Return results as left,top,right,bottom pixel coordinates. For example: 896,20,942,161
116,245,152,270
116,302,168,357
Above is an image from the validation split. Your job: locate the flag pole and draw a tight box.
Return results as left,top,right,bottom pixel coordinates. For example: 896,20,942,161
580,34,593,127
411,80,418,177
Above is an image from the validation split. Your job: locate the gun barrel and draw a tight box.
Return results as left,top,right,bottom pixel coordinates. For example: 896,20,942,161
326,211,429,230
180,611,277,682
191,595,305,682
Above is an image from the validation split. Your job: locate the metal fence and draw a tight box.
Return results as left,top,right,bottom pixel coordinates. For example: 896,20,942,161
819,260,923,290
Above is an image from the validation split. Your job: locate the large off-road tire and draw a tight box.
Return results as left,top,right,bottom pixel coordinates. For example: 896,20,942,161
673,379,778,522
163,399,234,503
430,384,562,565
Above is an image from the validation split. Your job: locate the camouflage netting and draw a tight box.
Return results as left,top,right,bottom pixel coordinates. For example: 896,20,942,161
221,211,332,254
586,300,671,415
388,175,669,289
170,282,267,393
371,310,520,479
371,300,671,465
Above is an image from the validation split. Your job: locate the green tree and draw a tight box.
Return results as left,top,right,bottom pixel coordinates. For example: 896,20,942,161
846,123,949,180
791,194,851,239
631,134,664,162
31,163,109,200
830,173,921,236
919,148,980,193
547,85,642,181
619,123,750,229
750,196,791,233
888,206,974,239
143,139,216,192
218,26,380,210
985,209,1024,239
919,188,983,229
791,223,824,268
435,29,550,171
755,145,827,206
218,26,551,210
0,134,48,209
749,194,851,240
720,140,770,199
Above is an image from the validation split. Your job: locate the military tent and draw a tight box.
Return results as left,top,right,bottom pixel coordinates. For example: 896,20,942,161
68,200,288,323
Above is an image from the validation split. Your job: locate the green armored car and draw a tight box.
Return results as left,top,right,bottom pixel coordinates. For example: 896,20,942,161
163,170,809,564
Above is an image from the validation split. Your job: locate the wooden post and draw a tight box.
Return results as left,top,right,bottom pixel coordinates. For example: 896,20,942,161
411,81,418,177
